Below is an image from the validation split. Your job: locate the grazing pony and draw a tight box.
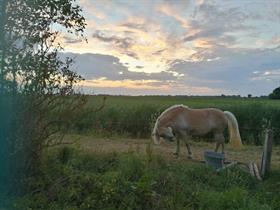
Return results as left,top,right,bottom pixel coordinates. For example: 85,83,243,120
151,105,242,158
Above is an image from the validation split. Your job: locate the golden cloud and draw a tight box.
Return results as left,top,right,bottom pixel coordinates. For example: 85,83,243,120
59,2,217,74
79,77,224,95
81,78,170,90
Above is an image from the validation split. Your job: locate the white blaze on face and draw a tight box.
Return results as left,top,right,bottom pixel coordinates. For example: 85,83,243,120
165,127,174,138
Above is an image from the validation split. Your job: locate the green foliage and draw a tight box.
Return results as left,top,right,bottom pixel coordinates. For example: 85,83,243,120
13,148,280,209
0,0,87,204
269,87,280,99
71,96,280,145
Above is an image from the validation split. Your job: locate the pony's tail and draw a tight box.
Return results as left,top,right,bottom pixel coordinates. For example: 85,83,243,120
224,111,242,148
151,119,160,145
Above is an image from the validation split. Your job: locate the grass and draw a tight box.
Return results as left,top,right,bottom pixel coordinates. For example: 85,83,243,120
86,95,280,108
10,95,280,209
12,145,280,210
63,134,280,168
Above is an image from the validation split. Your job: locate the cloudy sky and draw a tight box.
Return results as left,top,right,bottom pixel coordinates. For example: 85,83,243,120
59,0,280,96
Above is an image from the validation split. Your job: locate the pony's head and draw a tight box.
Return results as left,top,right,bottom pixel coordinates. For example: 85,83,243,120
152,126,176,144
152,106,181,144
159,126,176,142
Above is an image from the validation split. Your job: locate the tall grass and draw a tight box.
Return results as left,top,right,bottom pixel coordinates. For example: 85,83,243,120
72,96,280,145
13,147,280,209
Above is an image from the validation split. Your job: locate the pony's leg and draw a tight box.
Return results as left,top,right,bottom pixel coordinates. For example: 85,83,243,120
173,130,183,158
178,130,193,159
215,142,220,152
214,132,225,154
221,142,225,154
185,142,193,159
174,138,180,157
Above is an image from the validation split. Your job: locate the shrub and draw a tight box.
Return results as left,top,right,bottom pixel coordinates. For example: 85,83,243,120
269,87,280,99
13,150,280,209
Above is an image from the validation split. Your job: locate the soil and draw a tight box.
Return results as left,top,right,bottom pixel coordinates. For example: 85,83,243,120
64,134,280,169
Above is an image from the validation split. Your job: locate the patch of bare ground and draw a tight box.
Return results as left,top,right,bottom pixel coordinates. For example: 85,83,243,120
63,134,280,169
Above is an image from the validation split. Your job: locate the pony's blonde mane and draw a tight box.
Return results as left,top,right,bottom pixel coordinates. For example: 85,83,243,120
152,104,189,144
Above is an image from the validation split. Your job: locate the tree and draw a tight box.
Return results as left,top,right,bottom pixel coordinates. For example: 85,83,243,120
269,87,280,99
0,0,92,200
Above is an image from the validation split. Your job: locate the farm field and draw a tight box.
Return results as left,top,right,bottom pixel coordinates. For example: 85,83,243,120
13,96,280,209
86,95,280,107
14,134,280,210
85,95,280,111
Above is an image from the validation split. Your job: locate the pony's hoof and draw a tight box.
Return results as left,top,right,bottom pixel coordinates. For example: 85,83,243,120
187,155,193,159
173,152,179,158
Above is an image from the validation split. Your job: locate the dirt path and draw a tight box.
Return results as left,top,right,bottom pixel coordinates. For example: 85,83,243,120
65,134,280,169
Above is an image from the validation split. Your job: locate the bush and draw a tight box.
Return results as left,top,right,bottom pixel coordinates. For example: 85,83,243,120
269,87,280,99
13,149,280,209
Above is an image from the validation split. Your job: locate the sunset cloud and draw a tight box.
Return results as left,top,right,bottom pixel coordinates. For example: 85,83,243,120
250,69,280,81
81,78,170,90
79,77,224,96
155,2,191,28
59,0,280,96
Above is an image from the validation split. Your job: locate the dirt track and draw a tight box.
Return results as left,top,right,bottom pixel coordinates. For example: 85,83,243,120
64,134,280,169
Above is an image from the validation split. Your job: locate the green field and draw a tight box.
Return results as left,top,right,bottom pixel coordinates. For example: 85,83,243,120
12,96,280,209
73,95,280,145
13,147,280,210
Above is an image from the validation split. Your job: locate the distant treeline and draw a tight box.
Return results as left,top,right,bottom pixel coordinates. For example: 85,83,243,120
88,94,269,98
